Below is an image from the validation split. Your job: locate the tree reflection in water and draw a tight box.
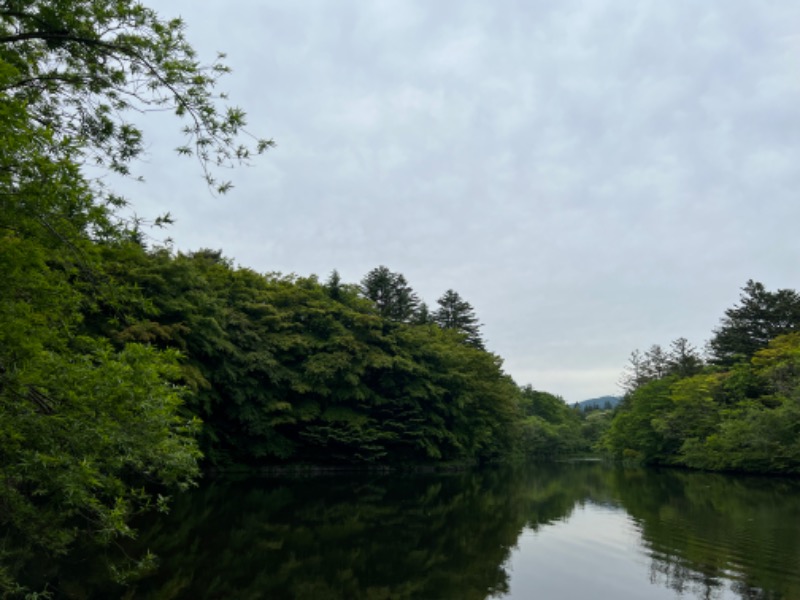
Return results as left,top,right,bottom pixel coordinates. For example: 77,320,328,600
18,463,800,599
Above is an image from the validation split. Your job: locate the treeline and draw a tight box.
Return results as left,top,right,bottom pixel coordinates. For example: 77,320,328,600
93,246,600,470
602,280,800,475
94,251,525,466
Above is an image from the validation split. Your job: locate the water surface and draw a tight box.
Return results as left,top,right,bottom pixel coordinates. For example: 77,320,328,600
45,462,800,598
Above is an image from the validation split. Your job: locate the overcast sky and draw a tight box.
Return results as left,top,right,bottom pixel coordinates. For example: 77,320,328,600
121,0,800,403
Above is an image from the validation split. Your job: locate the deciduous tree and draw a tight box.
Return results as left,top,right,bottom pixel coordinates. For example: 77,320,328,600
0,0,273,192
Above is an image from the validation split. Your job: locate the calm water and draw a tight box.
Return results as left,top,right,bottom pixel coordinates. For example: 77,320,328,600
43,462,800,598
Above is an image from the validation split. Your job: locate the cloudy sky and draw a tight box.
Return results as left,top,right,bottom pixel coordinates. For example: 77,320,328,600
121,0,800,402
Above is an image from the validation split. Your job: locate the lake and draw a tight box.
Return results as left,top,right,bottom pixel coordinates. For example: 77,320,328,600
48,461,800,598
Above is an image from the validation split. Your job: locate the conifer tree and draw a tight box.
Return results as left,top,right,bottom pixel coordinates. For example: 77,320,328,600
666,337,704,378
433,289,484,349
708,280,800,365
360,266,419,322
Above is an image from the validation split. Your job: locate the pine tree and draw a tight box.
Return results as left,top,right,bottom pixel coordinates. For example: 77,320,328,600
666,337,704,377
325,269,343,301
708,280,800,365
433,289,484,349
359,266,419,322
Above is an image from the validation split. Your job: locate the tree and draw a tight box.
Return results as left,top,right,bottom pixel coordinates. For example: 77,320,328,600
602,377,678,463
0,0,272,192
666,337,704,378
619,341,703,395
433,289,484,349
644,344,669,379
325,269,343,301
517,386,582,458
360,266,419,322
413,301,434,325
0,158,202,591
618,345,668,394
708,280,800,366
618,349,649,395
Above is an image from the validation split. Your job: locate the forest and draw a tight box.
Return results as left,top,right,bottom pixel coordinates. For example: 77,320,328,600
601,280,800,474
2,0,800,596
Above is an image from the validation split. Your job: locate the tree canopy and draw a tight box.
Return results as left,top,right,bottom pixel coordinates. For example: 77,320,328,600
0,0,273,191
604,281,800,475
0,0,272,592
359,265,420,322
433,289,485,349
708,279,800,366
619,338,703,394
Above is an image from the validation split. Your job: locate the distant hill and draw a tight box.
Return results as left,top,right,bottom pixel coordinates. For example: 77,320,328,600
574,395,622,411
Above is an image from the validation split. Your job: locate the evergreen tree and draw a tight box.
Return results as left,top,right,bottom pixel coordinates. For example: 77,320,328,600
325,269,343,301
433,289,484,349
618,349,649,395
666,337,704,378
413,301,434,325
644,344,669,379
708,280,800,365
360,266,419,322
620,341,700,394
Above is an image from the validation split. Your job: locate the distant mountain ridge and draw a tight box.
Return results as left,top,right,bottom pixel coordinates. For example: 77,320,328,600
574,395,621,411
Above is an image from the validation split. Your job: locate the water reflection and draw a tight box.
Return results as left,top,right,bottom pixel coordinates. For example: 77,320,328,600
23,463,800,598
613,468,800,600
125,467,566,599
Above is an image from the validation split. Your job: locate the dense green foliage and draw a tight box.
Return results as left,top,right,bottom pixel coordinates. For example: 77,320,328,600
708,279,800,366
432,289,485,349
0,0,271,593
603,281,800,474
359,265,420,322
518,387,583,458
0,60,200,600
21,0,799,594
92,248,531,467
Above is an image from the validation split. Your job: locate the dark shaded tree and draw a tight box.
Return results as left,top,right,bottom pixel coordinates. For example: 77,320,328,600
666,337,704,378
325,269,343,300
433,289,484,349
102,255,522,466
360,266,419,322
413,301,434,325
708,280,800,366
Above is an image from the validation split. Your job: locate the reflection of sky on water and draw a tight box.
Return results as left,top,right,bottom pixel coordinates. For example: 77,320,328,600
501,504,738,600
